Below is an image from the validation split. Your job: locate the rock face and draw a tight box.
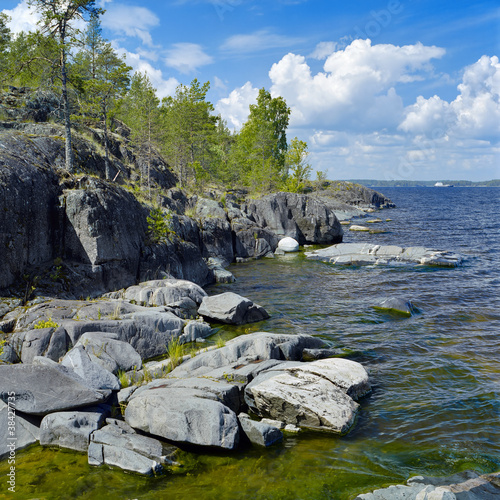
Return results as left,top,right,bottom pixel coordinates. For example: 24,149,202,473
355,470,500,500
306,243,463,267
198,292,270,325
316,181,395,209
244,192,343,245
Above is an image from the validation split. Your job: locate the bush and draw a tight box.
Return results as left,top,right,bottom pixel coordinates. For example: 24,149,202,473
146,207,173,244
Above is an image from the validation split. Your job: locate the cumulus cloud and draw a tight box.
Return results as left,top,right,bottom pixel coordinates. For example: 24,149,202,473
215,82,259,129
269,38,443,131
221,29,302,53
165,43,213,74
101,5,159,47
400,55,500,141
114,45,179,99
2,0,40,33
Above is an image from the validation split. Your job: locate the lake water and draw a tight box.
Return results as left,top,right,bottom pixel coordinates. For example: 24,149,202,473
2,187,499,499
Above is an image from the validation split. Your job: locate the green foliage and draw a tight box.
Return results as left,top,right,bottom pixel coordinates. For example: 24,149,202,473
166,337,184,370
146,207,172,244
283,137,313,193
34,317,59,329
0,338,6,358
215,335,226,348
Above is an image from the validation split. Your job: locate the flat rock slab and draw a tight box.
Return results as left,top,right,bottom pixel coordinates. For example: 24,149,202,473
125,387,240,450
0,365,107,415
306,243,462,267
198,292,270,325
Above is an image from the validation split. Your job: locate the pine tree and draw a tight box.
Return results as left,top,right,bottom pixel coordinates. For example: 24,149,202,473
28,0,103,172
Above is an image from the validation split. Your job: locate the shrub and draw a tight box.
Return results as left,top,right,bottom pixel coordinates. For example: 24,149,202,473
146,207,173,244
34,317,59,329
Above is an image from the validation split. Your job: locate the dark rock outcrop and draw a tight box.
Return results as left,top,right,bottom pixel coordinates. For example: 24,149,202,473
243,192,343,245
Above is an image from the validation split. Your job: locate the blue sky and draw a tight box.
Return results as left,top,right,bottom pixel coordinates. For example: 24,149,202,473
3,0,500,181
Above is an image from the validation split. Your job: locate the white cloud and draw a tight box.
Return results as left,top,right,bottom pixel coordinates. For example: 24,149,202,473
114,45,179,99
309,41,337,60
220,29,302,53
269,38,442,131
400,55,500,142
215,82,259,130
165,43,213,74
101,5,159,47
2,0,41,33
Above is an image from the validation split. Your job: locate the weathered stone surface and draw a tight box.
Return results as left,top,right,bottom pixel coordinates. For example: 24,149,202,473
306,243,463,267
169,332,327,379
179,320,213,344
244,192,343,245
76,332,142,374
315,181,395,209
0,365,107,415
116,279,207,308
199,216,234,265
88,418,177,475
0,401,40,459
278,237,299,253
232,221,280,260
61,346,120,391
349,225,370,232
245,369,360,434
125,387,240,449
19,328,54,364
40,406,109,452
238,413,283,447
198,292,269,325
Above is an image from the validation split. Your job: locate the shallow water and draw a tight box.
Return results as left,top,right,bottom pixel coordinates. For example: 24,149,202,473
2,187,499,499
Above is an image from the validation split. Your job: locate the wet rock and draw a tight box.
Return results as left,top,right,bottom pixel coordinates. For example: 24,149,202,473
88,418,177,476
198,292,269,325
374,298,418,317
40,406,109,452
349,225,370,231
306,243,463,267
238,413,283,447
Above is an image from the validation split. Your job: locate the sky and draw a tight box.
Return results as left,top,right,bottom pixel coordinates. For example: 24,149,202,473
2,0,500,181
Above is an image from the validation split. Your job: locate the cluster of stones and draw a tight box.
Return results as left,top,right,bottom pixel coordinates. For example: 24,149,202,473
0,278,370,476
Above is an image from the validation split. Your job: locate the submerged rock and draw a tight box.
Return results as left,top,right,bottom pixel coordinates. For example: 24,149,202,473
306,243,463,267
374,298,418,317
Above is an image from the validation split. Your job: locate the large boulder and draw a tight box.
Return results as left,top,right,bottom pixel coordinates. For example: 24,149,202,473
244,358,370,434
198,292,269,325
125,387,240,449
244,192,343,245
39,406,109,452
0,364,107,415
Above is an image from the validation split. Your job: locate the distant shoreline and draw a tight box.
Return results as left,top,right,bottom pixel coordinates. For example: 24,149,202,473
346,179,500,188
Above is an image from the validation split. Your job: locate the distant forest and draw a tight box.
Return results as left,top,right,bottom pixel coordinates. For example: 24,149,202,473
348,179,500,187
